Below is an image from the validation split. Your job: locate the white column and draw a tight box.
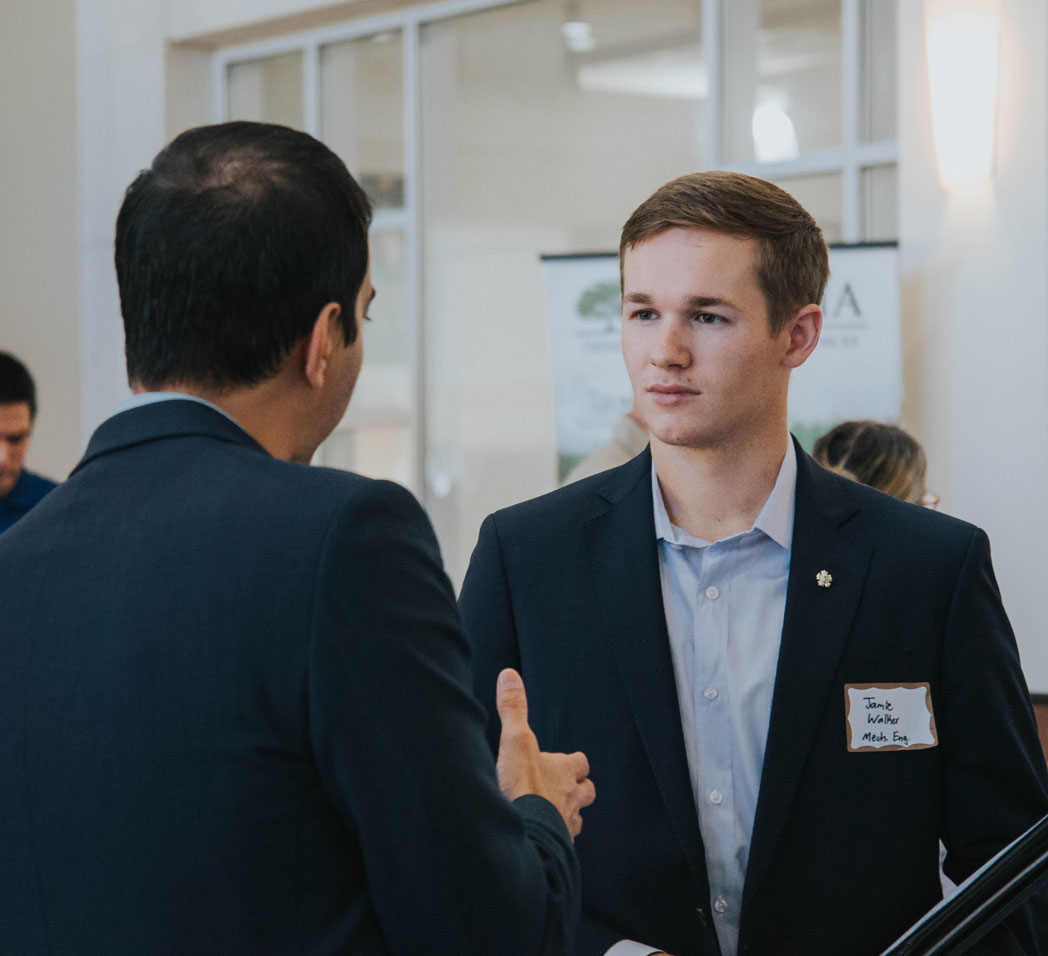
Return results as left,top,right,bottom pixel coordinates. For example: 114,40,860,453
77,0,169,438
0,0,80,479
898,0,1048,690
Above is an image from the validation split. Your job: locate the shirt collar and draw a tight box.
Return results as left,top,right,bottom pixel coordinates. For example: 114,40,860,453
110,391,244,429
651,439,796,551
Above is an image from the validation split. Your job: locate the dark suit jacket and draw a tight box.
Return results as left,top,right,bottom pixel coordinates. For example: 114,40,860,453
0,467,57,533
0,399,579,956
460,443,1048,956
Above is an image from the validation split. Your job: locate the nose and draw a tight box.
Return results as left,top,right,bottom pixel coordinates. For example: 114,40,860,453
0,441,8,467
651,317,692,369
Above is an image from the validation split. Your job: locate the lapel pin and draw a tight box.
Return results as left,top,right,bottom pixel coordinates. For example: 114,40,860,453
816,570,833,588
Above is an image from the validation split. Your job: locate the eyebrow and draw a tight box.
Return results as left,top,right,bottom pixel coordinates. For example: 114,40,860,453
623,292,740,311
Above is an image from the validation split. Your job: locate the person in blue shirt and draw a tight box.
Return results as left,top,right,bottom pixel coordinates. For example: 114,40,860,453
0,352,57,533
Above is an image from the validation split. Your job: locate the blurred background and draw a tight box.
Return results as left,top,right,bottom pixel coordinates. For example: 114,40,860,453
3,0,1047,694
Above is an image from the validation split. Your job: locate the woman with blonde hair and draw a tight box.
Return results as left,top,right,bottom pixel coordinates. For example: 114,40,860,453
812,420,936,507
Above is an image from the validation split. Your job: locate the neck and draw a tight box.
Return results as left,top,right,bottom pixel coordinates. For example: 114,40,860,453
135,375,318,463
652,429,790,542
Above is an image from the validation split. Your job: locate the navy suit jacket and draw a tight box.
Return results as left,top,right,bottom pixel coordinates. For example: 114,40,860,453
0,400,579,956
0,467,57,533
460,443,1048,956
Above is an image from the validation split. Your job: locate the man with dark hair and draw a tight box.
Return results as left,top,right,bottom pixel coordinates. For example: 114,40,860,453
462,171,1048,955
0,351,57,532
0,121,593,956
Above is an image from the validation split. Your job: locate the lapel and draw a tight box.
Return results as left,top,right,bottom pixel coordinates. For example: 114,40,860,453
71,399,268,477
742,440,872,914
583,449,709,892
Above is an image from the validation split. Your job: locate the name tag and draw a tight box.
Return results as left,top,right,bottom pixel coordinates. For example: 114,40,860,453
844,682,938,752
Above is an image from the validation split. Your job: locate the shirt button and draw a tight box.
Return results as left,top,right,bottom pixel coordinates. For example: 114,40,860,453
714,896,729,914
705,585,720,600
708,789,723,805
703,686,718,701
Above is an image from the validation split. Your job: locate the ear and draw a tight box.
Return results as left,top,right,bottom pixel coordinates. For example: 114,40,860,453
781,304,822,369
303,302,343,389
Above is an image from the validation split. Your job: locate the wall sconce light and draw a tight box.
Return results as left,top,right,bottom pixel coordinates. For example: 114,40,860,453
925,0,1001,187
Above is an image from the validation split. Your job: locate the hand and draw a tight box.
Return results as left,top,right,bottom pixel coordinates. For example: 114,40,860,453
495,668,596,839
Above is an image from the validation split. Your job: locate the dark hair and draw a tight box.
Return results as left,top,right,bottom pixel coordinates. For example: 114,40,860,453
116,121,372,390
620,170,829,333
0,352,37,420
813,420,927,504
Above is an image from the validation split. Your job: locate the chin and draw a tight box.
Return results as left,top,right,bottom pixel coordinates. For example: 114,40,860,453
652,431,706,449
650,426,725,451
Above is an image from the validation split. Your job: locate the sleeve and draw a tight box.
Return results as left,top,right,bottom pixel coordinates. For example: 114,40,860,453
460,513,521,756
306,481,580,956
939,527,1048,953
460,514,661,956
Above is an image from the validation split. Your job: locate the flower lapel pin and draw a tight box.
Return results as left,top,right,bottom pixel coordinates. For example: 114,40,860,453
816,569,833,588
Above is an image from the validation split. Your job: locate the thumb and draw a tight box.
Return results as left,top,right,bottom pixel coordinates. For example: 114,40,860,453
496,668,529,734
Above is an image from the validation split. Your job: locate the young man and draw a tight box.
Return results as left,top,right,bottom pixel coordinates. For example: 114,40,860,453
0,352,57,532
461,171,1048,956
0,122,594,956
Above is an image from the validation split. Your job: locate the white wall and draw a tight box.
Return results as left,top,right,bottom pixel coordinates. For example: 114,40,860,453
166,0,432,46
78,0,169,438
0,0,80,480
899,0,1048,691
167,0,355,40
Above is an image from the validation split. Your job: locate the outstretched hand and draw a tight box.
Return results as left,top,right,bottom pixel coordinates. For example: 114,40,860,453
495,668,595,839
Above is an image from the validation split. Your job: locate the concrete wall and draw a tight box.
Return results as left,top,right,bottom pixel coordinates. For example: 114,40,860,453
0,0,80,480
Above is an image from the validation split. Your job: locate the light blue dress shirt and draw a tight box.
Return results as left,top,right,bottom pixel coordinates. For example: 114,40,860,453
607,442,796,956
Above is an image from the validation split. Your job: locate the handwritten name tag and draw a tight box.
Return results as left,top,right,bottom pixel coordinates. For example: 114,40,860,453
844,682,938,752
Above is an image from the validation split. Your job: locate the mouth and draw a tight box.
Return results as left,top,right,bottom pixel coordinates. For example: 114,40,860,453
647,384,700,405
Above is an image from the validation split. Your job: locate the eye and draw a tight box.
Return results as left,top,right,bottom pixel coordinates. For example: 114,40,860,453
629,308,658,321
694,312,726,325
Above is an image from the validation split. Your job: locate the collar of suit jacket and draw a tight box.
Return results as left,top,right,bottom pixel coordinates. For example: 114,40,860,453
72,398,268,477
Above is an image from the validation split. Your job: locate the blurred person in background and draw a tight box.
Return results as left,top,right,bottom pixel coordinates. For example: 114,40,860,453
562,405,648,486
813,419,937,508
0,352,57,533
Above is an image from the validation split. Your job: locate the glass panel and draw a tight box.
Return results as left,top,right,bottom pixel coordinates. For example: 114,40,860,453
323,227,416,490
320,32,405,209
724,0,842,164
860,0,896,142
860,163,897,242
226,52,304,128
773,171,843,242
421,0,706,584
